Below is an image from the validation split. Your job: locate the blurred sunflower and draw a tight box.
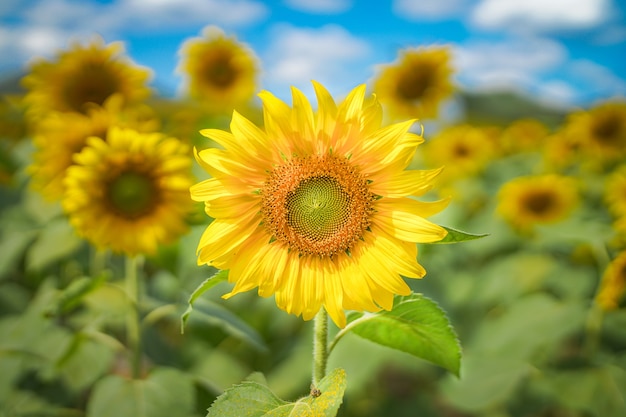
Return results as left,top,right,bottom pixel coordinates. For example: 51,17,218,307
372,46,454,120
421,124,497,186
563,101,626,168
29,96,160,202
500,118,549,155
63,127,194,256
21,37,152,119
191,82,448,328
177,26,259,114
595,251,626,311
542,131,581,173
497,174,578,231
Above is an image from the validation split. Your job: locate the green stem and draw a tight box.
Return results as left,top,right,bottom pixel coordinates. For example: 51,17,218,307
312,309,329,387
90,247,108,277
125,255,143,379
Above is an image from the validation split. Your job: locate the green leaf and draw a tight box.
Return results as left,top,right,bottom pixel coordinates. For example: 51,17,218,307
180,269,228,333
207,368,347,417
189,298,267,352
26,216,83,271
435,226,489,244
46,273,109,316
297,368,347,417
343,294,461,376
207,380,288,417
87,367,195,417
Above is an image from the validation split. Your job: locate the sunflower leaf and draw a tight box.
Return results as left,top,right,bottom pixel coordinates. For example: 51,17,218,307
435,226,489,244
207,368,346,417
345,294,462,376
180,269,228,333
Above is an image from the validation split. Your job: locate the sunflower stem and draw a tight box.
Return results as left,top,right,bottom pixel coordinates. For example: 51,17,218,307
125,255,143,379
312,308,329,387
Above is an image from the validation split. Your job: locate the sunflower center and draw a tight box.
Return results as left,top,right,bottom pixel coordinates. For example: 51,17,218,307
453,143,470,158
524,191,555,215
106,171,158,219
65,63,120,113
396,67,432,101
261,154,375,258
204,54,237,89
592,115,621,144
286,176,351,242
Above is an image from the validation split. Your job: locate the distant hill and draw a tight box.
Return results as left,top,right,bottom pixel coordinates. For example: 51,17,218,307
458,90,571,128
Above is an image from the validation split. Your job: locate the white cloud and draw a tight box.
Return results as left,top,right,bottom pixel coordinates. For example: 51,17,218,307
534,80,577,108
452,36,626,106
284,0,352,14
454,37,567,79
0,25,77,71
393,0,470,20
453,37,573,104
262,24,371,100
0,0,268,73
568,59,626,99
471,0,611,33
117,0,268,29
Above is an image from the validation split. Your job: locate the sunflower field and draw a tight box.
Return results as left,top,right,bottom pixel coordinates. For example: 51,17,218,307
1,26,625,417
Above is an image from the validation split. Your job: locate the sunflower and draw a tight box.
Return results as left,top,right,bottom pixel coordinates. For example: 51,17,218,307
500,118,549,155
497,174,578,231
541,131,581,173
21,37,152,119
177,26,259,114
190,82,448,328
562,101,626,168
595,251,626,311
28,96,160,202
372,46,454,120
63,127,194,256
421,124,497,186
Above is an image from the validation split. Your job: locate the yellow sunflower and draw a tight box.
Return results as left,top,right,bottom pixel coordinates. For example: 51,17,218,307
541,131,581,173
21,37,152,119
28,96,160,202
177,25,259,114
562,101,626,168
190,82,448,328
63,127,194,256
595,251,626,311
497,174,578,231
372,46,454,120
500,118,549,155
421,124,497,185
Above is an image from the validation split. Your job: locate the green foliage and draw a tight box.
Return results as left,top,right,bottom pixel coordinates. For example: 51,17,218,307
87,367,195,417
1,78,624,417
180,269,228,332
436,226,489,244
341,294,461,376
207,368,346,417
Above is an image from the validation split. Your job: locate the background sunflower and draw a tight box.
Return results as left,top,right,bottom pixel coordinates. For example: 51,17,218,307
62,127,194,256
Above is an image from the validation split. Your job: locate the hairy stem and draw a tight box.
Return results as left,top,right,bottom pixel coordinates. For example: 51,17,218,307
126,255,143,379
312,308,329,387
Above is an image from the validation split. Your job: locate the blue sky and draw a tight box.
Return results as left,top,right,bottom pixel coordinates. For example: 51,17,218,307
1,0,625,109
